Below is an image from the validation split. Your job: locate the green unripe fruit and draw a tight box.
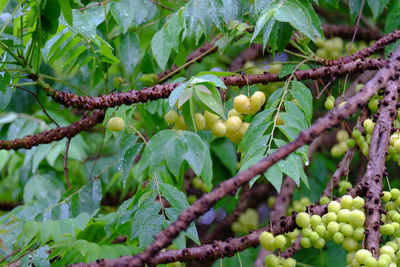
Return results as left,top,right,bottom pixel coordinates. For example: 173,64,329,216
265,254,280,267
328,201,341,213
211,122,227,137
282,258,296,267
392,214,400,223
315,225,326,236
204,111,220,124
355,249,373,264
227,109,243,119
377,257,390,267
175,115,187,130
327,222,340,234
380,245,395,255
365,257,378,267
313,238,325,249
355,84,364,93
239,122,249,137
337,130,350,142
320,196,330,205
341,224,354,237
380,224,395,235
368,98,379,113
165,110,179,124
342,237,358,251
113,76,123,89
333,232,344,244
324,99,334,110
226,115,242,133
296,212,310,228
273,235,286,249
231,222,242,232
301,227,313,237
352,129,362,139
382,191,391,202
325,212,337,223
349,210,366,227
337,209,350,223
316,48,327,58
195,113,206,130
310,215,322,227
341,195,353,209
259,231,275,251
309,232,319,242
138,73,159,86
346,139,356,149
386,241,398,251
234,94,252,114
107,117,126,132
347,251,356,264
353,196,365,209
391,188,400,199
385,202,397,211
390,133,400,145
353,227,365,241
187,195,197,204
267,196,276,208
315,38,325,47
331,145,343,157
269,64,282,74
250,91,266,108
300,237,312,248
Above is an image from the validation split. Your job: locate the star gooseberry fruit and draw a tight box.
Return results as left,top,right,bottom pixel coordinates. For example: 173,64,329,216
107,117,125,132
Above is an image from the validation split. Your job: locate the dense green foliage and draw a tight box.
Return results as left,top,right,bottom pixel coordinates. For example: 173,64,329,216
0,0,399,266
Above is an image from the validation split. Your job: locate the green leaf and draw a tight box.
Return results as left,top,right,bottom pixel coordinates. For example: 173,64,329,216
265,163,283,192
273,0,323,41
164,12,182,53
251,3,277,44
290,81,313,124
325,0,339,8
200,150,213,191
164,137,186,178
349,0,362,22
385,0,400,33
151,30,172,70
58,0,73,26
159,183,188,211
263,18,277,51
278,154,300,185
168,83,187,107
178,87,193,108
0,72,12,111
211,138,237,176
193,74,227,89
72,10,96,39
0,0,9,12
367,0,389,19
119,135,143,181
182,132,206,176
118,32,140,76
194,85,225,118
23,221,40,246
182,98,196,131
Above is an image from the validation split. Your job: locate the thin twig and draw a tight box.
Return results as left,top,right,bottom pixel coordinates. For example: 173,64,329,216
64,137,72,189
15,86,60,127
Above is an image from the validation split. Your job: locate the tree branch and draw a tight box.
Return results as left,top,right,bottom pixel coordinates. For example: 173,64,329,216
33,58,384,110
72,44,400,267
0,110,104,150
364,77,400,258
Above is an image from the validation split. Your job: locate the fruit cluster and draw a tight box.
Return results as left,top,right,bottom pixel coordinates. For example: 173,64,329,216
259,228,299,252
264,254,296,267
231,209,259,233
165,91,267,143
287,197,311,215
315,37,368,60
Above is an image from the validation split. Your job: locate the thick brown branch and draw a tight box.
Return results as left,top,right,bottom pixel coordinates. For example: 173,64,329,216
0,110,104,150
328,30,400,65
364,78,400,258
43,58,384,110
75,45,400,267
